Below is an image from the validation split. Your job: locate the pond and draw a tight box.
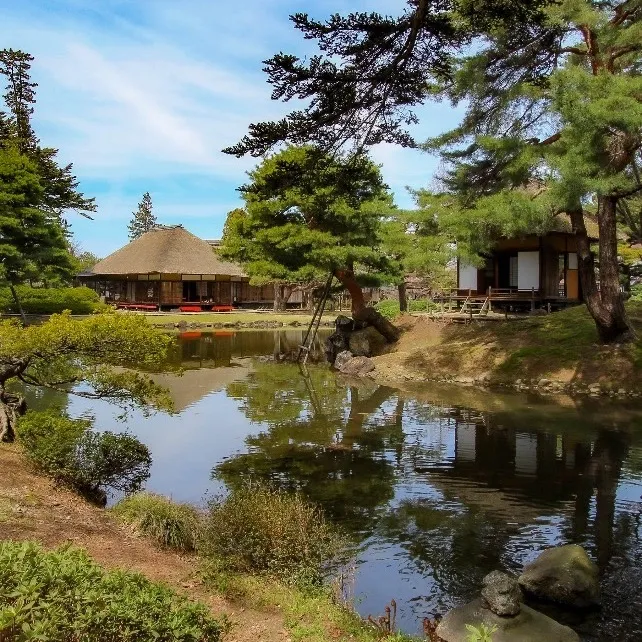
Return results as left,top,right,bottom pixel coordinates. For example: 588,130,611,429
24,330,642,641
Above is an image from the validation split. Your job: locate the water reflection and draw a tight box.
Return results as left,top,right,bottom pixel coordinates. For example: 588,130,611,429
20,331,642,641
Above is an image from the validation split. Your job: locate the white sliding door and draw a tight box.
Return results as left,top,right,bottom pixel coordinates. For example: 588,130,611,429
458,263,478,291
517,251,540,291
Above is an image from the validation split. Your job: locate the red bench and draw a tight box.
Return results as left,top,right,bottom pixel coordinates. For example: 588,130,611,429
212,305,234,312
179,306,203,312
116,303,158,311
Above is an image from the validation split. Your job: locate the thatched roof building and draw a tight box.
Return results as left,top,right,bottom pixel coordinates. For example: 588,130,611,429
78,225,274,310
90,225,245,277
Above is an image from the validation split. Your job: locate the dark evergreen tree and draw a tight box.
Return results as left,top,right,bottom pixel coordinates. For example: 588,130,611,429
0,49,96,227
220,146,400,340
0,144,73,320
127,192,156,240
224,0,641,343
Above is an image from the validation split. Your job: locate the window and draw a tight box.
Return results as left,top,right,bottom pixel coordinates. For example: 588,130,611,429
509,256,518,288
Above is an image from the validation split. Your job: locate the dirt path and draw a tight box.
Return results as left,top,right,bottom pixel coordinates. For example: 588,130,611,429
0,445,289,642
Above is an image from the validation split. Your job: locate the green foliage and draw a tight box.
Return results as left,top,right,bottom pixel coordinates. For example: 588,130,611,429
0,311,173,416
112,493,201,552
465,623,497,642
0,285,104,315
200,483,343,586
19,409,152,500
375,299,438,320
128,192,156,240
374,300,402,320
0,48,95,222
0,145,73,289
0,541,227,642
219,146,398,291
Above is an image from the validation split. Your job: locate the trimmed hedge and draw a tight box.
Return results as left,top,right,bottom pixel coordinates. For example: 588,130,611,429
0,286,105,315
0,541,227,641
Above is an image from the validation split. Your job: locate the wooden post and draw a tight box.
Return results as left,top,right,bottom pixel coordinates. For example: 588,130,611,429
488,286,492,313
531,287,535,313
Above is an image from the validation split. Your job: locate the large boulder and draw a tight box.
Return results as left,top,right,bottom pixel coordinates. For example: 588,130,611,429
436,598,580,642
324,331,349,363
518,545,600,608
481,571,522,617
333,351,375,376
348,326,388,357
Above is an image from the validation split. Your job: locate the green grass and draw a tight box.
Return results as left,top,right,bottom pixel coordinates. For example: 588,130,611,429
112,493,202,552
143,311,339,326
404,302,642,387
200,562,417,642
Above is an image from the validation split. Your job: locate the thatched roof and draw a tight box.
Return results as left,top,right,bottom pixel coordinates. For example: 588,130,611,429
88,226,245,276
550,213,600,240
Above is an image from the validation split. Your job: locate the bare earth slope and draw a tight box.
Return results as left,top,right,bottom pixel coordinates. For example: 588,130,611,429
0,444,288,642
372,305,642,394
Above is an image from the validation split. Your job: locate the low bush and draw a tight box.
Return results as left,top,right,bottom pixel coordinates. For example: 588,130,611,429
0,541,227,641
112,493,202,552
0,285,105,315
374,300,400,320
374,298,438,319
19,409,151,503
200,484,343,586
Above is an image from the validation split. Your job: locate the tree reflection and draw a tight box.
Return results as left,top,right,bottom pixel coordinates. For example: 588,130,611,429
216,363,405,534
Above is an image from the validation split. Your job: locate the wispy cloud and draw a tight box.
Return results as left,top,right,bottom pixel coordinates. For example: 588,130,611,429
0,0,463,254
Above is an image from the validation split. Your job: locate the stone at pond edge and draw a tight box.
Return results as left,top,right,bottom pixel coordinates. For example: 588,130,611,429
348,326,388,357
481,571,522,616
518,544,600,608
436,598,579,642
333,351,375,376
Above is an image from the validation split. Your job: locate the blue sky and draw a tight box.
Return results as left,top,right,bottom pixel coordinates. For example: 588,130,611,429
0,0,464,257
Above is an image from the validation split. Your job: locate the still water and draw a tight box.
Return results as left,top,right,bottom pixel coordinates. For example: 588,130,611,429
25,330,642,640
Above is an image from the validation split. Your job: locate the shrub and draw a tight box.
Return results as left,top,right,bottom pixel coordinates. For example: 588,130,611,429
0,541,227,642
200,484,343,585
19,409,151,502
374,300,400,320
112,493,202,552
0,285,105,315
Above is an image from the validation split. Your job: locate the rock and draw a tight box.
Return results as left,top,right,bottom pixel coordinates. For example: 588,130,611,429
436,598,579,642
480,571,522,616
333,351,353,371
324,331,350,364
588,383,601,396
348,326,388,357
335,315,356,331
518,544,600,608
334,351,375,376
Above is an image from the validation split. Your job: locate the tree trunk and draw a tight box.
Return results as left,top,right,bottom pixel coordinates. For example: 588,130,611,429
398,281,408,313
9,283,26,324
0,388,26,443
334,268,400,342
569,204,635,343
273,284,282,313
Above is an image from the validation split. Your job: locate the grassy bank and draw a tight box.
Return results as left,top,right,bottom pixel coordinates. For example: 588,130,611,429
143,311,339,327
0,444,414,642
373,303,642,395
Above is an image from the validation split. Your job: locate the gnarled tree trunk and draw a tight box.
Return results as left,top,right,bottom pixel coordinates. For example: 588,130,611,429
0,388,26,442
334,268,400,342
570,202,635,344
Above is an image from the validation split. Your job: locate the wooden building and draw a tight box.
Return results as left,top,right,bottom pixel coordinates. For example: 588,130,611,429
78,225,275,311
456,216,599,307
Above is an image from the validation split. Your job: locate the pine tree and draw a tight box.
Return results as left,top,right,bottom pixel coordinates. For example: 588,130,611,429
0,49,96,225
224,0,642,343
219,146,400,340
128,192,156,240
0,144,73,321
